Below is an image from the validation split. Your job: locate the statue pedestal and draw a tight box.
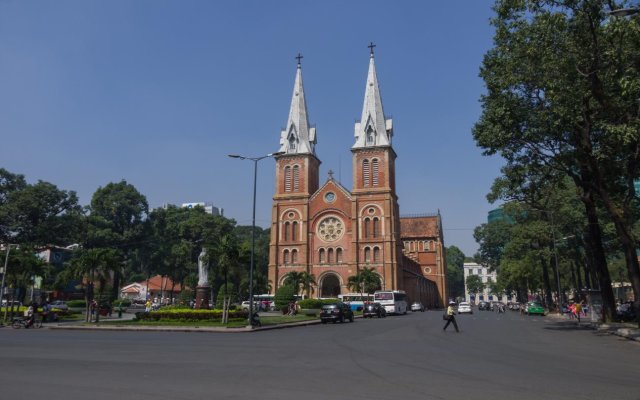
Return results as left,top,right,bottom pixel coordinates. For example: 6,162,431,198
195,286,211,309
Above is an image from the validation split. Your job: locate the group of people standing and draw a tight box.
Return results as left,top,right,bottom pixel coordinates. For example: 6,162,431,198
567,301,585,322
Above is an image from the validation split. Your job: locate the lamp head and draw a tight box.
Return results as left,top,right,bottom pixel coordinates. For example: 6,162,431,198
608,7,639,17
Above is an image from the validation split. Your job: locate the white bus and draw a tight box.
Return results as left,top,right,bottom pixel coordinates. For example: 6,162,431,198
253,294,275,311
338,293,374,311
374,290,408,314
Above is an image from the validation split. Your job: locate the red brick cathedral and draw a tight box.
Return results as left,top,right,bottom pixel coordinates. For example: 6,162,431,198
268,49,447,308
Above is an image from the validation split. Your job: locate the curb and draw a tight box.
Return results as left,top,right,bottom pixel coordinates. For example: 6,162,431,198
546,313,640,343
47,318,326,333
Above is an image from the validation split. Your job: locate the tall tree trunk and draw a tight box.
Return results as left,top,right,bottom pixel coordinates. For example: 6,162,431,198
580,189,616,322
539,257,554,309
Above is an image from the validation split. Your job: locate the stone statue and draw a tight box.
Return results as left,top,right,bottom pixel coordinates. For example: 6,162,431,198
197,248,209,287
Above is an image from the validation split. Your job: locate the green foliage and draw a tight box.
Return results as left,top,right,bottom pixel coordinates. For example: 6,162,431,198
215,283,237,309
65,300,86,308
136,309,248,321
446,246,466,299
474,0,640,318
274,284,296,310
466,275,485,296
298,298,323,309
347,267,381,294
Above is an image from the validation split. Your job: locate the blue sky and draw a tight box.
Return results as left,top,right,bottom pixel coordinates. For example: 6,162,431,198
0,1,503,257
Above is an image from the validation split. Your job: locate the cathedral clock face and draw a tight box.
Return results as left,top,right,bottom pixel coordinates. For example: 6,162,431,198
324,192,336,203
317,216,344,242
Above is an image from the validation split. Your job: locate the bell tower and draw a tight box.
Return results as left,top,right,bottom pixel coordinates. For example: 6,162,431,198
269,55,320,290
351,44,402,291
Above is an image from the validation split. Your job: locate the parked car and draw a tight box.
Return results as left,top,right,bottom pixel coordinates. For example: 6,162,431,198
49,300,69,311
478,301,490,311
363,302,387,318
241,301,259,311
457,302,473,314
410,302,425,312
1,300,22,308
320,302,354,324
525,302,545,316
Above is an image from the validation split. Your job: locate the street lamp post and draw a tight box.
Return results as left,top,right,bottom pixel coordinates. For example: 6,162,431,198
228,152,283,326
1,244,16,323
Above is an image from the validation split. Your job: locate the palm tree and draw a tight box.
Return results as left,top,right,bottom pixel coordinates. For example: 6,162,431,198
347,267,380,295
300,272,317,298
62,248,118,322
283,271,305,296
212,233,239,322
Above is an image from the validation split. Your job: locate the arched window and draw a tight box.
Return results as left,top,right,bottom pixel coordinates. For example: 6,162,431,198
284,166,292,192
284,222,290,241
293,165,300,192
366,126,374,146
362,159,370,187
364,218,370,238
283,250,290,265
372,159,379,186
373,247,380,263
328,248,334,263
288,134,296,150
291,249,298,264
364,247,371,263
336,248,343,263
292,221,298,241
373,217,379,238
319,248,325,264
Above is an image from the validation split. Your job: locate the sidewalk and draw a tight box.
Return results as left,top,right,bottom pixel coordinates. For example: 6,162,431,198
546,312,640,342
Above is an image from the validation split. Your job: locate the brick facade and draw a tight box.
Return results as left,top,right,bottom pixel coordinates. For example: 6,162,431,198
268,55,447,307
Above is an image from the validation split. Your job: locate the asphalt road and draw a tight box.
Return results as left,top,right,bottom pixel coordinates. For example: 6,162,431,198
1,310,638,400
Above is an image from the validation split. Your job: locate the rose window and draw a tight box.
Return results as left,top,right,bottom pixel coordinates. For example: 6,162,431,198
317,217,344,242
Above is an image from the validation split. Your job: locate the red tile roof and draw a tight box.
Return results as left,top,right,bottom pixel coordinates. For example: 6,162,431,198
400,216,439,238
138,275,182,292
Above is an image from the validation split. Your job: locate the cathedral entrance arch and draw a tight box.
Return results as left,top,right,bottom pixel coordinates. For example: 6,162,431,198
320,273,341,297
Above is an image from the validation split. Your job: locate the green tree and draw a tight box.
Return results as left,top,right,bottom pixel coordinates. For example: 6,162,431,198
474,0,640,321
61,248,119,322
273,283,296,312
466,275,485,300
283,271,305,295
446,246,466,299
87,180,149,303
300,272,317,298
347,267,381,295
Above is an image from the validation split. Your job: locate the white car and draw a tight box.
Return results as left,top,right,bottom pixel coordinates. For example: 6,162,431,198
457,302,473,314
411,302,425,312
49,300,69,311
241,301,259,311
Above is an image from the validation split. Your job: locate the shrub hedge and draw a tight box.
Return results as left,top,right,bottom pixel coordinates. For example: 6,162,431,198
66,300,86,308
136,309,249,321
298,298,339,309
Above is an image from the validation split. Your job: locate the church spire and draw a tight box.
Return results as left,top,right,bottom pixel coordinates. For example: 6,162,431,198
279,53,316,155
353,43,393,149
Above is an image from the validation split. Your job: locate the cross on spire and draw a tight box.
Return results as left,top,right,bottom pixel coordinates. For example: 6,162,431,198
368,42,376,57
328,170,334,180
296,53,303,66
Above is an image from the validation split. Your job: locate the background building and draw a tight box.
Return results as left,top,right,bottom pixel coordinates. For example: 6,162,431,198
463,262,509,304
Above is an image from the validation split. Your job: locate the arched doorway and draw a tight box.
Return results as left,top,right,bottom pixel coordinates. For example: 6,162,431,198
320,274,341,297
